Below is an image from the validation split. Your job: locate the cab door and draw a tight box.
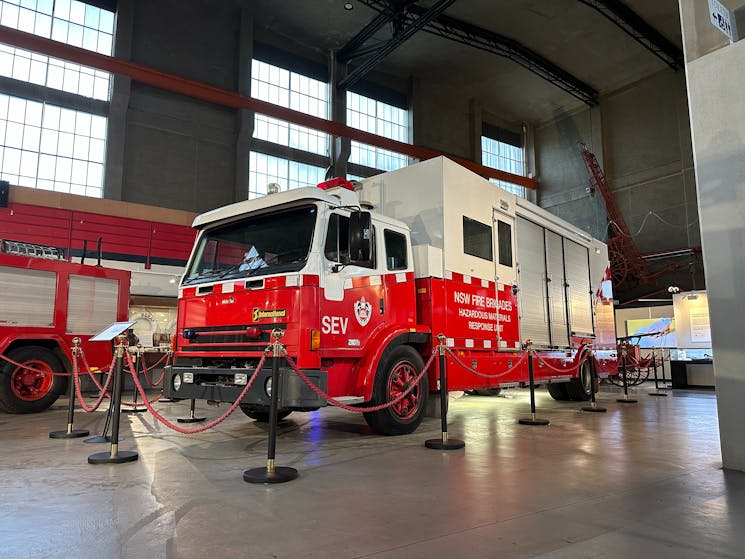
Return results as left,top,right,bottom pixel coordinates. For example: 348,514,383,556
493,210,519,348
320,212,385,353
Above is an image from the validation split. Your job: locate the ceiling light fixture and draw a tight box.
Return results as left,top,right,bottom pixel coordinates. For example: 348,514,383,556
344,2,354,10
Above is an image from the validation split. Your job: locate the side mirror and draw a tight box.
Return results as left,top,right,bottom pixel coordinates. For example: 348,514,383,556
348,211,372,265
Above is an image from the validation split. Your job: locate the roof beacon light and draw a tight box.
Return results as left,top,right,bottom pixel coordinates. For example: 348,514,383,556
317,177,355,191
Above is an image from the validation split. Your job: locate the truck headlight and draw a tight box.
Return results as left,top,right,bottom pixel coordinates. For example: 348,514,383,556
173,374,182,391
265,377,272,397
235,373,248,385
183,372,194,383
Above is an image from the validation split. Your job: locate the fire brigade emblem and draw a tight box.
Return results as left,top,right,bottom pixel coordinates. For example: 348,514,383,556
354,297,372,327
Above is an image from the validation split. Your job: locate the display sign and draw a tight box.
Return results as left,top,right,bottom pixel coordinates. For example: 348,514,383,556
90,321,137,342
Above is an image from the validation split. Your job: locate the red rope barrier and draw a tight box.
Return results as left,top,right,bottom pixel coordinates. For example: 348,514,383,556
126,350,265,434
71,351,114,413
282,349,437,413
533,351,590,375
0,353,70,376
132,350,170,387
444,347,529,379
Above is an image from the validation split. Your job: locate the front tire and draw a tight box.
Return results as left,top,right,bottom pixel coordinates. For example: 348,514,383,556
239,405,292,422
364,345,428,436
0,346,66,413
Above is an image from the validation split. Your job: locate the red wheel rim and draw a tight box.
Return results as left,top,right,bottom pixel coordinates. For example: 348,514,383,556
10,360,54,401
387,361,420,420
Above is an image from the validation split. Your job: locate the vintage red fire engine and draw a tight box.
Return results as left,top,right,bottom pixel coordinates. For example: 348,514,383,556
164,157,617,435
0,241,130,413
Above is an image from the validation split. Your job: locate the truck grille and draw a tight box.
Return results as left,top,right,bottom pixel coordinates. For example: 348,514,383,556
181,324,286,352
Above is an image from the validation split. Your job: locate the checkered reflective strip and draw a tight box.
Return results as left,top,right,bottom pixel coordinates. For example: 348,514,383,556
179,274,320,298
445,271,495,290
445,338,521,351
346,272,413,289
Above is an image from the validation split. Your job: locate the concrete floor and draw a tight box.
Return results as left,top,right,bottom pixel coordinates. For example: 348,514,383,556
1,385,743,559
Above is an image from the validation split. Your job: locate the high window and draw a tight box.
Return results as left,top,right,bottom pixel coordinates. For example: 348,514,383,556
0,0,114,197
249,57,329,199
347,91,408,175
481,124,526,198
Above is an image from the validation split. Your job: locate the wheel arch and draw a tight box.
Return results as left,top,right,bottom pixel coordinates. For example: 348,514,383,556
355,327,430,401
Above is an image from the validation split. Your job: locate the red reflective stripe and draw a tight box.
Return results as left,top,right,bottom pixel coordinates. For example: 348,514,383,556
264,277,285,288
352,277,371,288
302,275,319,286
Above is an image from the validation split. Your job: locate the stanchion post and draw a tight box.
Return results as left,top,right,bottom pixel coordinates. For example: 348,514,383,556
581,345,607,413
124,346,146,414
244,329,298,484
518,340,550,426
50,337,90,439
177,398,206,423
659,348,670,388
617,340,638,404
88,334,138,464
84,399,113,443
648,348,667,397
425,334,465,450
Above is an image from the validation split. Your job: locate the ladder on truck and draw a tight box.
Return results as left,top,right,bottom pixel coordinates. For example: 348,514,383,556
1,239,65,260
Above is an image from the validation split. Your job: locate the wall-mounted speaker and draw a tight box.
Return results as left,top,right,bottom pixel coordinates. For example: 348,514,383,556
0,181,9,208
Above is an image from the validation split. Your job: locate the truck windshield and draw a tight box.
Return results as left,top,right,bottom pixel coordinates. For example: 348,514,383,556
183,205,317,285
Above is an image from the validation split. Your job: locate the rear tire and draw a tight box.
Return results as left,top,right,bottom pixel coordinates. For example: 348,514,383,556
0,346,66,413
364,345,428,436
565,359,594,401
547,382,570,401
239,405,291,422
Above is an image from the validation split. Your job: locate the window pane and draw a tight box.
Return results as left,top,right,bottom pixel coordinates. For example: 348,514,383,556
0,94,106,197
0,0,113,100
463,216,493,262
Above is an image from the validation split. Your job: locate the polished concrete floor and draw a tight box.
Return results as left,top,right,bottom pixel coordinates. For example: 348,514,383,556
1,384,742,559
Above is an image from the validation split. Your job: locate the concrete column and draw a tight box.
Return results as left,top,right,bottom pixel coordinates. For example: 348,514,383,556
103,0,133,200
679,0,745,471
234,8,254,202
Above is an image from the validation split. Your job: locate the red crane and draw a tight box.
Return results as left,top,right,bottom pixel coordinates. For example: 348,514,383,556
579,144,679,287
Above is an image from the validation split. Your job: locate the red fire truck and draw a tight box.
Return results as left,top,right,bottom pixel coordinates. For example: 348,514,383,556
164,157,617,435
0,240,130,413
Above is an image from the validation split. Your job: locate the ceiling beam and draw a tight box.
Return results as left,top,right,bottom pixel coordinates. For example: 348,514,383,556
0,24,538,189
355,1,598,106
337,0,456,90
577,0,683,70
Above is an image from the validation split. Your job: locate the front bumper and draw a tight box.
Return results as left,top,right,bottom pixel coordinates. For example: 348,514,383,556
163,365,327,409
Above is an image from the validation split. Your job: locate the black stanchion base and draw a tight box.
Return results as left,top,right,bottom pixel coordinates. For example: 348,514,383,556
243,466,298,484
425,438,465,450
177,416,206,423
88,450,139,464
49,429,89,439
616,398,638,404
123,408,147,414
84,435,111,444
518,417,550,425
648,393,668,397
581,405,607,413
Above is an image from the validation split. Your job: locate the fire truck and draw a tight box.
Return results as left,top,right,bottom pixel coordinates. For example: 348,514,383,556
0,240,130,413
164,157,617,435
